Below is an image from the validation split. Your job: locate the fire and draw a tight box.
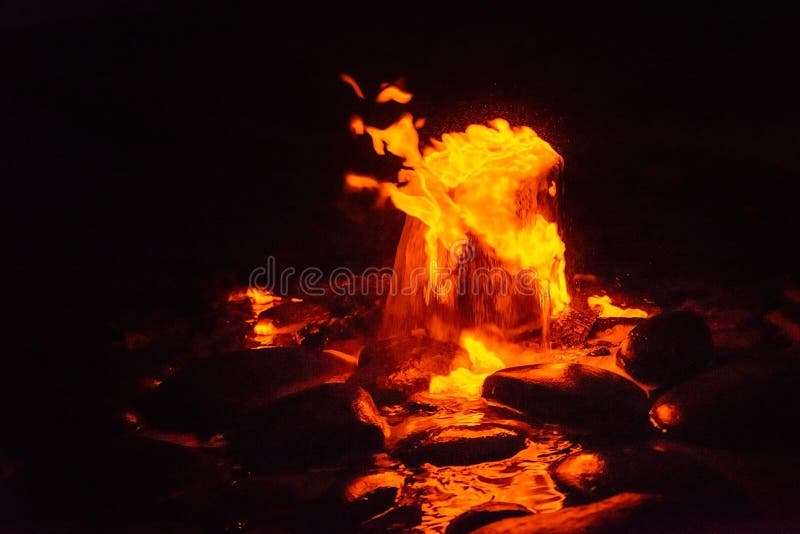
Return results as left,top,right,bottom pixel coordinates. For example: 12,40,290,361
343,75,570,394
346,115,569,315
588,295,648,318
429,333,506,398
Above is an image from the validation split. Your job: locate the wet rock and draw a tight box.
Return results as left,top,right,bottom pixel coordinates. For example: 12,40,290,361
550,447,750,515
471,493,674,533
257,301,331,327
617,311,713,387
139,347,354,435
482,363,650,435
341,471,404,521
359,504,423,533
351,335,470,404
445,502,533,534
0,437,227,523
650,358,800,448
228,383,387,472
393,424,527,467
586,346,611,357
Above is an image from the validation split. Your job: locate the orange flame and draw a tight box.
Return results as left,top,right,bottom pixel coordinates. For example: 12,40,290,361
339,73,365,99
351,113,569,315
429,333,506,398
587,294,648,318
376,84,413,104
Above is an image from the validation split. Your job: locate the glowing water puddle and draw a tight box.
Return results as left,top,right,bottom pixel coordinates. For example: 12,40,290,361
375,396,576,533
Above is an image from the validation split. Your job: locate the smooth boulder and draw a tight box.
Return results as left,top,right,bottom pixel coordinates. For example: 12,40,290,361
393,424,527,467
139,347,354,435
650,358,800,448
482,363,650,435
616,311,713,387
227,382,387,472
471,493,670,533
351,335,470,404
550,447,750,516
445,502,533,534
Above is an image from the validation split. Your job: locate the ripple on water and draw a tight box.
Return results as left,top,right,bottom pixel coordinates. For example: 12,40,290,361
375,395,577,533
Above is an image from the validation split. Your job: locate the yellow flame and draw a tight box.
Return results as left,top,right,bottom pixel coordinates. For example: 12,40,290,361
429,333,506,398
376,84,413,104
354,113,569,315
587,294,648,318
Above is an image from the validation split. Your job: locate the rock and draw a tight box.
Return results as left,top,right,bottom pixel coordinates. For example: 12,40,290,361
587,346,611,357
482,363,650,435
393,424,527,467
139,347,354,435
227,383,387,472
445,502,533,534
351,335,470,404
650,358,800,448
341,471,405,521
616,311,713,387
257,301,331,327
550,447,750,516
0,437,227,523
471,493,670,533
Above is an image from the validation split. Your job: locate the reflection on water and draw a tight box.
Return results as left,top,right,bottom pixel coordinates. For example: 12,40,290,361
372,395,576,533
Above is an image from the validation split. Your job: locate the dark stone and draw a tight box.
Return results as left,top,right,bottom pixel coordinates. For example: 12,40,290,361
650,358,800,448
445,502,533,534
257,301,331,327
471,493,672,533
482,363,650,435
359,504,423,533
393,423,527,467
616,311,713,387
587,346,611,357
351,335,470,404
139,347,354,435
550,447,750,516
341,471,404,521
0,437,227,523
227,383,387,472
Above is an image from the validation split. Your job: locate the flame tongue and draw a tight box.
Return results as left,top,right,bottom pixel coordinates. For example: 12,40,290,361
348,116,570,315
429,333,506,398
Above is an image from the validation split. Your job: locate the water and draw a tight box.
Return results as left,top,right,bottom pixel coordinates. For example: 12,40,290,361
366,395,576,533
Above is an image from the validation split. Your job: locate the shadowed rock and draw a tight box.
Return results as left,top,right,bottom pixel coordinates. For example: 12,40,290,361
617,311,713,388
393,424,527,467
445,502,533,534
482,363,650,435
351,335,470,404
550,447,751,517
227,383,387,473
0,437,227,523
139,347,354,435
471,493,674,533
650,358,800,448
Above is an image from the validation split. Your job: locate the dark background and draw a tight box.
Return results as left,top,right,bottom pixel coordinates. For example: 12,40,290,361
2,3,799,445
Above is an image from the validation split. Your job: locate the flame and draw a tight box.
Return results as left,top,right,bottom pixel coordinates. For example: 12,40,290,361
587,294,648,318
339,73,365,99
350,115,365,135
376,84,413,104
345,76,570,396
350,114,569,315
429,333,506,398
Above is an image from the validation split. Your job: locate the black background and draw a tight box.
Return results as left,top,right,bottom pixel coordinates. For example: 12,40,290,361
2,2,799,440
